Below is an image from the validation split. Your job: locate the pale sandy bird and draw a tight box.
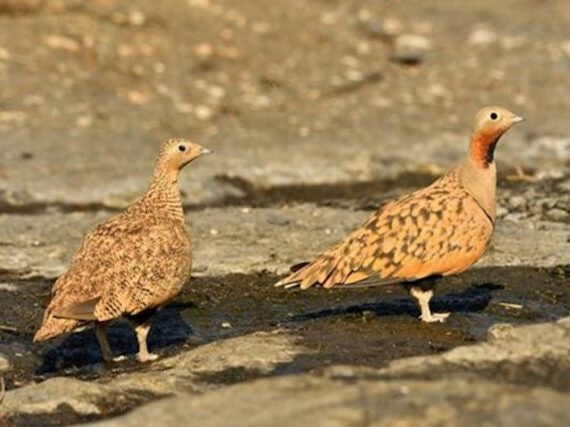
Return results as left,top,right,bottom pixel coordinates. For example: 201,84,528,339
34,139,212,362
276,107,524,322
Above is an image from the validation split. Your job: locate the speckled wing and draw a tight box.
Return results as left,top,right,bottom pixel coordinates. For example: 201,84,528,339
48,214,191,322
92,220,192,321
42,214,140,320
275,170,494,290
35,214,145,339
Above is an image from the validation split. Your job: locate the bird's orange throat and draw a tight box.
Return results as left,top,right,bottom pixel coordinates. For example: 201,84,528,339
469,131,501,169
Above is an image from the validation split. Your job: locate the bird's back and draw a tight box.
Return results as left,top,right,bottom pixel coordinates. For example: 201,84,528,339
276,167,494,290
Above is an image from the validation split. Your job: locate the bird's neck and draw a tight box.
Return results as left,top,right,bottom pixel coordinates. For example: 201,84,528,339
460,133,498,223
468,130,500,169
141,165,184,221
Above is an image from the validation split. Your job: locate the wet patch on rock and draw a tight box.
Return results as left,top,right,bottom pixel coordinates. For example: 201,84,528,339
0,265,567,394
332,316,570,392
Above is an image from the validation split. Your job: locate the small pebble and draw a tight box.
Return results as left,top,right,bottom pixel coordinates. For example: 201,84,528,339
195,105,214,120
557,180,570,193
0,353,11,373
392,34,432,65
265,213,290,226
546,208,569,222
468,27,497,46
43,35,80,52
495,205,509,218
327,365,357,379
128,10,146,27
193,43,214,58
498,302,523,310
361,17,402,39
508,195,526,210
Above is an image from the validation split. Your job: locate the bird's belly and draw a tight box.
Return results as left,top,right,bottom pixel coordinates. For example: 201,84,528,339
440,236,491,276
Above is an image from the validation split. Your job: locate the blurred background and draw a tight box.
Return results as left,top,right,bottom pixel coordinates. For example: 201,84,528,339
0,0,568,209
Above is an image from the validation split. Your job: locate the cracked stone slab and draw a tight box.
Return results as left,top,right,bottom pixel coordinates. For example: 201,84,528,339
82,318,570,427
111,329,304,396
369,316,570,391
84,376,570,427
2,377,112,416
1,330,305,416
0,207,568,279
3,313,570,425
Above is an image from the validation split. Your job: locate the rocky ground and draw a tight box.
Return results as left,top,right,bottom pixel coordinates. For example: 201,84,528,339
0,0,569,425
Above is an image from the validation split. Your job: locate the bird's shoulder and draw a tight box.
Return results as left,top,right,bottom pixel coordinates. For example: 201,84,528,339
366,168,466,232
77,209,189,255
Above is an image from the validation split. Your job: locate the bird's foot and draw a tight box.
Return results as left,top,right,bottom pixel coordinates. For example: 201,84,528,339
419,312,450,323
137,352,159,363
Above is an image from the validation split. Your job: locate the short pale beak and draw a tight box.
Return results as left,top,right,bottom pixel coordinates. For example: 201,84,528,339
200,147,214,155
511,115,525,123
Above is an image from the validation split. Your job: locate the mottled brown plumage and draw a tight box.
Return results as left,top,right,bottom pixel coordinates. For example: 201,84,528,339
276,106,524,322
34,139,212,362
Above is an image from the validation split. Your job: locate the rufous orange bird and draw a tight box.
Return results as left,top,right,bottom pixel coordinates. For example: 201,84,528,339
276,106,524,322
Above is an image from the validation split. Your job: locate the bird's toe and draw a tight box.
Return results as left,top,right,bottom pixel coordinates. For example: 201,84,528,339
137,352,159,363
420,312,450,323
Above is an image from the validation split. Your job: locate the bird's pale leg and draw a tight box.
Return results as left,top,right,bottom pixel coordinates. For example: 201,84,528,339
409,286,450,323
94,322,126,362
133,321,158,363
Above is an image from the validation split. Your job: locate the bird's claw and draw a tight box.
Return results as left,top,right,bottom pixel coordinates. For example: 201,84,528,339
137,353,159,363
420,312,450,323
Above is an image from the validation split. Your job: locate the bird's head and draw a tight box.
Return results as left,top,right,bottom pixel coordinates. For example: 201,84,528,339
472,106,524,140
470,106,524,167
158,138,213,171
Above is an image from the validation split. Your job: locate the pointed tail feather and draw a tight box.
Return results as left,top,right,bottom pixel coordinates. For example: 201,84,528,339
274,267,305,288
274,261,312,288
275,259,334,290
274,276,300,288
34,316,84,342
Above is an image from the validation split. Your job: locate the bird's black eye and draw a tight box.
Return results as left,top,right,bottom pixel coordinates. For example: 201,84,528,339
490,112,498,120
178,145,186,152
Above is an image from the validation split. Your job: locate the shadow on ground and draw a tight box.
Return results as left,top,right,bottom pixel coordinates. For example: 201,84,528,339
287,283,503,322
36,305,194,375
0,265,567,390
